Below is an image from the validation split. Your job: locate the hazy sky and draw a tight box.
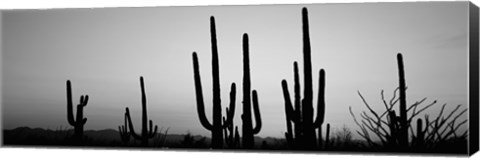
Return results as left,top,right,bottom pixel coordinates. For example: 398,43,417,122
2,2,470,138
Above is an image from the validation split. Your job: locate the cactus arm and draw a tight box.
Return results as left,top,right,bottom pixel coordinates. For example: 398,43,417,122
293,62,301,122
75,95,89,126
223,83,237,128
292,62,303,145
148,120,158,138
66,80,76,126
125,107,142,139
252,90,262,134
314,69,326,127
192,52,214,130
282,80,295,136
281,81,294,116
81,95,89,107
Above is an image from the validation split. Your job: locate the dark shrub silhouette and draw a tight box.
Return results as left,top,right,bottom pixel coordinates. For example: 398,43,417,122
66,80,89,144
241,33,262,149
281,7,329,150
180,132,209,148
124,76,158,147
191,16,237,149
350,53,468,153
153,128,169,147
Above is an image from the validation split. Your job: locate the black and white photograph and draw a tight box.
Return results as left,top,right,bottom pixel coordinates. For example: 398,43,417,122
1,1,479,157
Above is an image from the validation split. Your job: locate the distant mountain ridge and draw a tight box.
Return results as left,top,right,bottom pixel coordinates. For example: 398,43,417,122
3,127,286,148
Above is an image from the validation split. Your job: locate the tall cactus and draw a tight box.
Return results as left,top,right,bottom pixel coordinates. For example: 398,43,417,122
396,53,409,149
281,7,327,150
241,33,262,149
66,80,89,143
192,16,236,149
381,53,412,150
125,76,158,147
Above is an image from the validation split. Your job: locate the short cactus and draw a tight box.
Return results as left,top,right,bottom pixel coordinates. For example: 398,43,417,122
118,110,130,144
66,80,89,143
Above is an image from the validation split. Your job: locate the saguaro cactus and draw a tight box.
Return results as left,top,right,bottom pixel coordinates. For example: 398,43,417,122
119,111,130,144
66,80,89,143
125,76,158,147
281,7,327,150
241,33,262,149
396,53,409,149
192,16,236,149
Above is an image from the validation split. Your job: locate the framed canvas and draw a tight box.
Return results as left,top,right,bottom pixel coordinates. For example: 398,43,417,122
1,1,479,157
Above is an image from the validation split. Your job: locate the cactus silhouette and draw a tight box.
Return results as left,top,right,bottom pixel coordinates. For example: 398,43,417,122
241,33,262,149
125,76,158,147
325,123,330,149
281,7,327,150
118,110,130,144
66,80,89,143
317,123,331,150
192,16,236,149
383,53,409,150
412,118,426,148
397,53,409,149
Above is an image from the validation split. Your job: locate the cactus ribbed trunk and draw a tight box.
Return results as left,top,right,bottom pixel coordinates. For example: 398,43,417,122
210,16,224,149
397,53,408,149
301,7,317,149
242,33,253,148
241,33,262,149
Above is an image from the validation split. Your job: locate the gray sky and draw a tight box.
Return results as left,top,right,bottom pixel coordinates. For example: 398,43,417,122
2,2,469,138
